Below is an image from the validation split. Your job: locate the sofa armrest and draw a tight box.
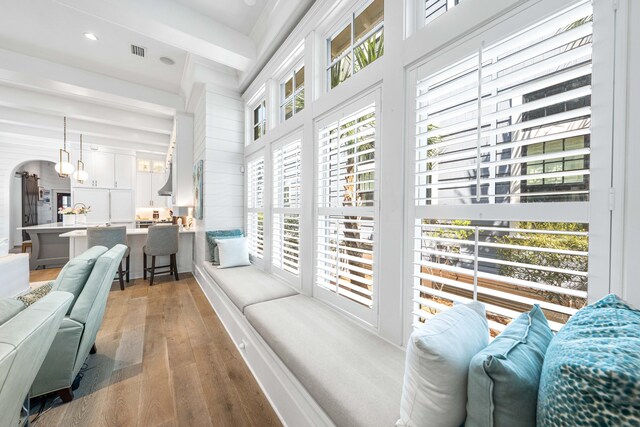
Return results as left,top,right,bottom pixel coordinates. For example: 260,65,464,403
0,254,30,298
30,316,84,398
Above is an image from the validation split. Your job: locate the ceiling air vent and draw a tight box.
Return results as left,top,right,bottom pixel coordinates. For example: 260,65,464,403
130,44,146,58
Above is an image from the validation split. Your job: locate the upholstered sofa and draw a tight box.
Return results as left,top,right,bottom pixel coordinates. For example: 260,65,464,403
30,244,127,401
0,291,73,426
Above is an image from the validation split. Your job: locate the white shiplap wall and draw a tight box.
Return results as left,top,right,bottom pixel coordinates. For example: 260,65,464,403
193,85,245,266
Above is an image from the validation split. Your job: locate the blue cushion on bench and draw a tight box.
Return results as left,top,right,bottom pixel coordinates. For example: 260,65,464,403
537,294,640,426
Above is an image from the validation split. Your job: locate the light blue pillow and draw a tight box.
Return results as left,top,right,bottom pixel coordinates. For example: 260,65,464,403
51,245,108,314
0,298,25,325
216,237,250,269
537,294,640,426
466,305,553,427
206,229,243,264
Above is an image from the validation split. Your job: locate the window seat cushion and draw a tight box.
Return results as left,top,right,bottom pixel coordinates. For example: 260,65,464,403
245,294,405,427
203,263,297,313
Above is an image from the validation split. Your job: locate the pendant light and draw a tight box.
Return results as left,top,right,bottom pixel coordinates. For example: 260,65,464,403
72,134,89,182
54,116,75,177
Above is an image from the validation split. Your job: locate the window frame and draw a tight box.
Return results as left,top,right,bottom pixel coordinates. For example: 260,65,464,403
325,0,385,91
404,0,613,342
246,152,266,266
271,133,303,287
280,63,305,122
252,99,267,142
314,89,381,326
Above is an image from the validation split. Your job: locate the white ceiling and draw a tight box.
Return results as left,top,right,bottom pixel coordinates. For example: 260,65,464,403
0,0,188,94
0,0,314,155
174,0,269,35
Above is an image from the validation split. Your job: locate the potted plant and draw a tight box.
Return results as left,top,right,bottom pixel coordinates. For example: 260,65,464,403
73,204,91,224
59,207,76,226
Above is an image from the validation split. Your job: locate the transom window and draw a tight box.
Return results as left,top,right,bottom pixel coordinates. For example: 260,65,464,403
425,0,463,25
412,1,594,336
316,98,378,322
253,100,266,141
327,0,384,90
281,65,305,121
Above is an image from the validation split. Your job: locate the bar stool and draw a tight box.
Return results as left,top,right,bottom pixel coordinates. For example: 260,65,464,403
21,240,32,253
143,225,179,286
87,226,130,290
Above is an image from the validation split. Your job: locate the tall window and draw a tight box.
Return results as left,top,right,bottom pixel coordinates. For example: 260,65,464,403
247,156,265,260
317,98,377,321
281,65,305,121
272,139,302,277
412,2,593,336
327,0,384,90
253,100,266,141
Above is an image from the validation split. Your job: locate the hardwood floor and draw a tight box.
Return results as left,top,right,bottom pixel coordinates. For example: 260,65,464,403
30,267,62,283
30,273,282,427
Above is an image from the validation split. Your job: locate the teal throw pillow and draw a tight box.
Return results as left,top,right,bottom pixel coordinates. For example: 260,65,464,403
466,305,553,427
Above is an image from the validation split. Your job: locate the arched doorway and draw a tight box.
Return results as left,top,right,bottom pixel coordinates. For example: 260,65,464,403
9,160,71,250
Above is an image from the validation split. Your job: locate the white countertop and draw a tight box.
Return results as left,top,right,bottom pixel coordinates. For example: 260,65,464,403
17,222,106,230
60,228,195,238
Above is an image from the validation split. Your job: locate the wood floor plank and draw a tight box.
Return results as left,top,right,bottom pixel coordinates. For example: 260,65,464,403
32,273,282,427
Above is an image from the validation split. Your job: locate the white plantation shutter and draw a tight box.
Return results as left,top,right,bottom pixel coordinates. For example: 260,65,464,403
247,156,265,260
316,101,377,314
413,2,594,335
424,0,462,25
272,140,302,276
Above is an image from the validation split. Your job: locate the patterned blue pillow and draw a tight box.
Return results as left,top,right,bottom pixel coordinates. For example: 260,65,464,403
537,294,640,426
205,230,243,264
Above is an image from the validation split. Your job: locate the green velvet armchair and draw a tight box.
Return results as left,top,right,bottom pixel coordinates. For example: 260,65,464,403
0,291,73,426
30,244,127,402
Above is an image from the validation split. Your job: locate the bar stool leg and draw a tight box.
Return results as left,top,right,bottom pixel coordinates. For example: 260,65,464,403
172,254,179,281
118,262,125,291
143,253,147,280
126,255,130,283
150,256,156,286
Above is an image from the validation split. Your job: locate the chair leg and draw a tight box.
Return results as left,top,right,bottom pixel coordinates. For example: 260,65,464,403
172,254,179,281
150,256,156,286
118,262,125,291
143,253,147,280
90,343,97,354
59,387,74,403
126,255,130,283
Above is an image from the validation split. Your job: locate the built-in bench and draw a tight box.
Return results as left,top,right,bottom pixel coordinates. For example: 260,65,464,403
200,263,404,427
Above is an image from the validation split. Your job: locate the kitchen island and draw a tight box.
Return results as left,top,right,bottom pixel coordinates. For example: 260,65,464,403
61,227,194,280
17,223,105,269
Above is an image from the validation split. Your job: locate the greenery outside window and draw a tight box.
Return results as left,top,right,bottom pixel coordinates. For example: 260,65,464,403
280,65,305,121
327,0,384,90
253,100,266,141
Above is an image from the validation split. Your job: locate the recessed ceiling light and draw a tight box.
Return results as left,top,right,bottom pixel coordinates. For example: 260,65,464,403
84,33,98,41
160,56,175,65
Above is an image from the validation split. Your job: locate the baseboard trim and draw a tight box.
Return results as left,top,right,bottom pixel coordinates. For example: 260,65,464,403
193,264,335,427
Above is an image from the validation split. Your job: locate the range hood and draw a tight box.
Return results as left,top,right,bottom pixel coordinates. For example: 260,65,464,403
158,162,173,196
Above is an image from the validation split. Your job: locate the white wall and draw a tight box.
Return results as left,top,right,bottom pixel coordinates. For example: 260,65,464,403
192,84,245,267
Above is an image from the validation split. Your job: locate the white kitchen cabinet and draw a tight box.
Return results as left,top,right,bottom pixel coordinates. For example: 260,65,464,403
91,152,115,188
114,154,135,189
73,188,135,223
73,188,110,223
136,171,169,208
110,190,135,222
